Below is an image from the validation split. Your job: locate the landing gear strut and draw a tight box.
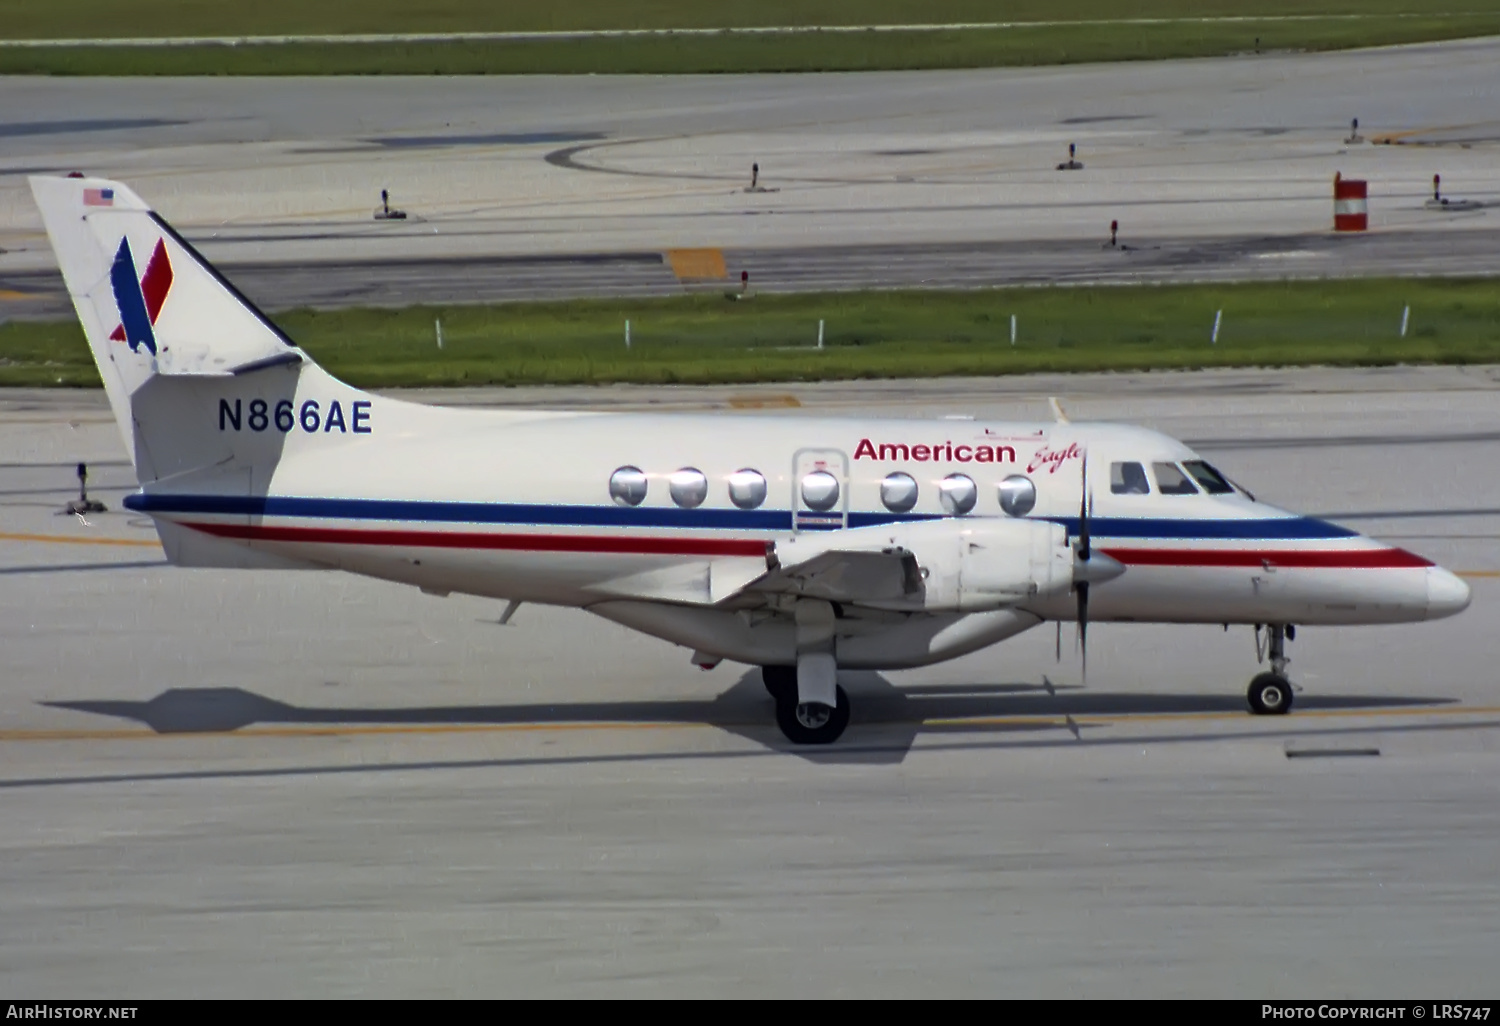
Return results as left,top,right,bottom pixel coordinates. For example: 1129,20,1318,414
1247,624,1294,715
761,665,850,745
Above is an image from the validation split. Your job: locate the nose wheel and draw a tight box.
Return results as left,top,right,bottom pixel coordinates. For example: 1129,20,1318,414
1247,672,1293,715
1247,623,1295,715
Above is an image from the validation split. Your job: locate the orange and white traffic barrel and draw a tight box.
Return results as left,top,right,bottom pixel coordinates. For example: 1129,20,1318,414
1333,173,1368,231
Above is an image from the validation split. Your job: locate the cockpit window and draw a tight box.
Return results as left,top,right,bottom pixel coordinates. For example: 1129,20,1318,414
1110,461,1151,495
1153,462,1200,495
1183,460,1234,495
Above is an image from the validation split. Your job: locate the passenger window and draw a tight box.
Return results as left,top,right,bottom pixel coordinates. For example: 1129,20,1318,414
609,466,648,507
1153,462,1200,495
669,468,708,509
1183,460,1234,495
801,471,840,512
880,472,919,513
997,475,1036,517
1110,462,1150,495
727,469,767,510
939,474,977,515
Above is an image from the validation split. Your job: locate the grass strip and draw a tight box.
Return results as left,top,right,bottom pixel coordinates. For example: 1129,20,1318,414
5,16,1500,75
4,279,1499,389
5,1,1496,40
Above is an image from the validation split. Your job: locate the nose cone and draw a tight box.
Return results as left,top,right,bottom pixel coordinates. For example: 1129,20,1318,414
1426,567,1471,620
1076,550,1126,586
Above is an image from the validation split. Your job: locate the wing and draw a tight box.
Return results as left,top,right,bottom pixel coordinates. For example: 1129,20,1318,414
744,547,922,603
583,546,921,607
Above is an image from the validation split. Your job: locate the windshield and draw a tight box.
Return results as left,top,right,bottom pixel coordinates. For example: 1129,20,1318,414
1183,460,1234,495
1110,461,1150,495
1153,462,1200,496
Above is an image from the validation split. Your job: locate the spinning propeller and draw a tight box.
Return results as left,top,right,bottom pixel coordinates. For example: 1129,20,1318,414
1075,454,1094,681
1064,451,1125,683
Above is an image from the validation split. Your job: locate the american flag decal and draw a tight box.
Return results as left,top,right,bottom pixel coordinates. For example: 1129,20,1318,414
83,188,114,207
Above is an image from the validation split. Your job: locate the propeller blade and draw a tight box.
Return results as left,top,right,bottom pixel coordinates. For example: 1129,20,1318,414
1072,452,1093,683
1077,455,1091,562
1077,580,1090,684
1055,619,1062,662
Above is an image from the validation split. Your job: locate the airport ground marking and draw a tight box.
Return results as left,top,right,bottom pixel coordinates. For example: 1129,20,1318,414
927,705,1500,728
0,530,160,548
1368,122,1492,145
666,248,727,281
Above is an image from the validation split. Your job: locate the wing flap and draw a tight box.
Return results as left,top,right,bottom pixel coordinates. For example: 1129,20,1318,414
742,547,922,604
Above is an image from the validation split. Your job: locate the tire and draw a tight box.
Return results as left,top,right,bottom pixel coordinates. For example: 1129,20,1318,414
1247,672,1294,715
762,665,796,704
775,685,851,745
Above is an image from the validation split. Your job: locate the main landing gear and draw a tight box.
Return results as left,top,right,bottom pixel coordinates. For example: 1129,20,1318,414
762,665,850,745
1247,623,1295,715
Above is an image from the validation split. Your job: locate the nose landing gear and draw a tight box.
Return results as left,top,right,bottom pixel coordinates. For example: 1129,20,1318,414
1248,624,1295,715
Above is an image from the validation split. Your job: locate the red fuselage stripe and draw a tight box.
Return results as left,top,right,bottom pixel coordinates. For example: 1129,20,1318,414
186,521,1430,569
189,521,770,558
1101,547,1432,569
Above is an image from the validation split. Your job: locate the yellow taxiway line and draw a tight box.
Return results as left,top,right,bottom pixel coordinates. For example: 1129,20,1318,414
0,531,160,548
1368,122,1489,145
927,705,1500,728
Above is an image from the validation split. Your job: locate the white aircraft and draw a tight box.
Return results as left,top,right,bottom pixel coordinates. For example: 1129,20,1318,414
31,175,1471,744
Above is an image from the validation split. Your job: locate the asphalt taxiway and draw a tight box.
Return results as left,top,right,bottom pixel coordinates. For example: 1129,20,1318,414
1,366,1497,997
3,38,1500,315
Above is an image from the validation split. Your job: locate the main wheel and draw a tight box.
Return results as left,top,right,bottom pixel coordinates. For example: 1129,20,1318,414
1247,672,1293,715
775,685,851,745
761,665,796,704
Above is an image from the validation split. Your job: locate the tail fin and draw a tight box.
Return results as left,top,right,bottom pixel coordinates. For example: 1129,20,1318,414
29,175,306,462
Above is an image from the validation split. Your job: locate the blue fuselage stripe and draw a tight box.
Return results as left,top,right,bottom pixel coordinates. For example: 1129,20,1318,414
123,493,1359,541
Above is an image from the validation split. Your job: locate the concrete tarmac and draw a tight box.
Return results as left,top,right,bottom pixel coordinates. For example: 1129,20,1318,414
4,38,1500,315
10,227,1500,318
1,367,1498,997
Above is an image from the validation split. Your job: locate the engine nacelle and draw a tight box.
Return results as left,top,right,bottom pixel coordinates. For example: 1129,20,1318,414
895,517,1074,612
766,516,1076,613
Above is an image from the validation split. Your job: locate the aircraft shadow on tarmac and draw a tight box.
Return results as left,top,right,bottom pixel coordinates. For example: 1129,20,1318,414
44,671,1456,765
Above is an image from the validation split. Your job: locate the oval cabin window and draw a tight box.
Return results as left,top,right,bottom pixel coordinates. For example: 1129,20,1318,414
669,467,709,508
940,473,978,515
801,470,840,512
880,472,919,513
609,466,648,507
997,474,1036,517
727,468,767,510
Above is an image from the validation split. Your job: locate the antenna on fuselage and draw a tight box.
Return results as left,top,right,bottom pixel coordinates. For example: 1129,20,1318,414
1048,396,1071,424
